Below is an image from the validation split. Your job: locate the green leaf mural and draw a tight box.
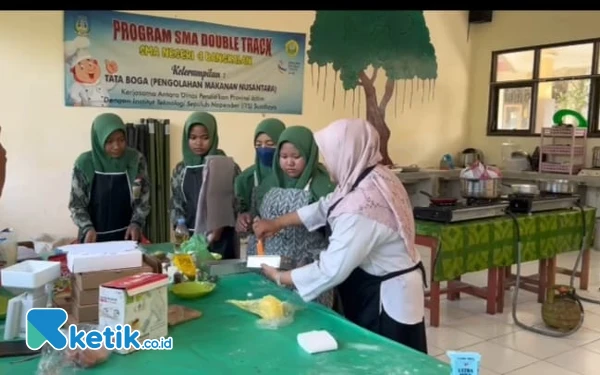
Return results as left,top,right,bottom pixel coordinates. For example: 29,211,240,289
308,11,438,165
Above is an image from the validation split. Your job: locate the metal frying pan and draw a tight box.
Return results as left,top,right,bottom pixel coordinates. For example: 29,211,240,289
420,190,458,206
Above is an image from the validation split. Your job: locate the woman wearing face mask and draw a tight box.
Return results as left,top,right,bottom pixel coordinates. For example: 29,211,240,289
170,112,240,259
253,126,335,306
234,118,286,233
69,113,150,243
253,119,427,353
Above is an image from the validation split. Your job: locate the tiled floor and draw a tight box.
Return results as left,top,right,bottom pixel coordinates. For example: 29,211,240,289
418,246,600,375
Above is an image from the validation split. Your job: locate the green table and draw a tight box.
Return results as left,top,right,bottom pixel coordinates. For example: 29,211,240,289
417,207,596,282
0,273,449,374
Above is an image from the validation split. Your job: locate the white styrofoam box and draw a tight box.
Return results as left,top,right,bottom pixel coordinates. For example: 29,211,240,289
1,260,61,289
62,241,143,273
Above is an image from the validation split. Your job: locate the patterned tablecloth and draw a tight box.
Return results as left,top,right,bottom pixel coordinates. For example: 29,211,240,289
416,207,596,282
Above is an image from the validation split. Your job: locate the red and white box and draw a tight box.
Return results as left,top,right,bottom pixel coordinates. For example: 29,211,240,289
98,273,168,354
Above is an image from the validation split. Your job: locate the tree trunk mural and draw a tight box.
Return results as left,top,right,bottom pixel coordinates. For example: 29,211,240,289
308,11,438,165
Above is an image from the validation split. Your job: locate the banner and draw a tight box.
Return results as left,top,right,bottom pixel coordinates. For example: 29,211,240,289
63,11,306,114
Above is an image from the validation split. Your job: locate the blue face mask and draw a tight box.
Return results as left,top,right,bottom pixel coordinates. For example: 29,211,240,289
256,147,276,167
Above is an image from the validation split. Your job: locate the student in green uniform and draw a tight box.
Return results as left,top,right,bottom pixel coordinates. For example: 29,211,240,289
253,126,335,306
68,113,150,243
170,111,240,259
234,118,286,233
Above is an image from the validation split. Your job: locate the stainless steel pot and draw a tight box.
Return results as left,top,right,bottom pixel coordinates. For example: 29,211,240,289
503,183,539,196
460,178,501,199
537,179,579,195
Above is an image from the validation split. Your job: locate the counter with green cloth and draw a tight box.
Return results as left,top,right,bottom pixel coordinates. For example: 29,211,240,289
416,207,596,282
0,269,448,374
416,207,596,327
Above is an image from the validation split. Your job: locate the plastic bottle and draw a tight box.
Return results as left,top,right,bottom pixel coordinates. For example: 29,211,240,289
0,228,18,266
173,218,190,251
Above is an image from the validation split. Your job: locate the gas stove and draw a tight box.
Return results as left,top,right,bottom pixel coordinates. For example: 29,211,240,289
413,200,509,223
507,193,581,214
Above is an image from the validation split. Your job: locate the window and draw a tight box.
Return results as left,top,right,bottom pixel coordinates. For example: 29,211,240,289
487,39,600,136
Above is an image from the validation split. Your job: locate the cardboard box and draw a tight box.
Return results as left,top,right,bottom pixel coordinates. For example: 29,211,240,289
99,273,168,354
72,304,98,323
64,241,143,273
73,261,154,291
72,286,98,306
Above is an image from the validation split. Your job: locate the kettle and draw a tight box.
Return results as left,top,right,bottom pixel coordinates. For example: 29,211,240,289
458,148,484,168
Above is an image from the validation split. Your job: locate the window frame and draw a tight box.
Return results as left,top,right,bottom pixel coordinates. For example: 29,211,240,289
487,38,600,137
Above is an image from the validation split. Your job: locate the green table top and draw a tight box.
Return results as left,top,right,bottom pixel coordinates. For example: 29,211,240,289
0,272,448,374
416,207,597,281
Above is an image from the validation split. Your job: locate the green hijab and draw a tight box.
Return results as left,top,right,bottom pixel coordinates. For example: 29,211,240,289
182,112,225,166
255,126,334,208
234,118,286,213
253,118,286,182
75,113,139,183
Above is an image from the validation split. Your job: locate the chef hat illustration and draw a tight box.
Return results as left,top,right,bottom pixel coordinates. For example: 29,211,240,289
64,36,92,69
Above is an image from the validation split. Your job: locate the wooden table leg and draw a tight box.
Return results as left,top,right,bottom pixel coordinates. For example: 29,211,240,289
547,257,556,291
496,267,507,313
447,276,461,300
416,235,440,327
486,267,498,315
580,248,590,291
538,259,548,303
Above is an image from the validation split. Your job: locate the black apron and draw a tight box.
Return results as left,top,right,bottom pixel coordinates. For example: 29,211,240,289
326,165,428,353
87,172,132,243
182,166,238,260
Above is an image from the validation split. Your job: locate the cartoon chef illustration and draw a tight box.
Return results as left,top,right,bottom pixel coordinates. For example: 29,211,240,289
64,36,119,107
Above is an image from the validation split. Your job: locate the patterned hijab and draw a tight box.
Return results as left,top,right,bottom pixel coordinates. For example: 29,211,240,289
315,118,417,261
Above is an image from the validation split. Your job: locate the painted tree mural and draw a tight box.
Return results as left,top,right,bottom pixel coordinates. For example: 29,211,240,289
308,11,438,165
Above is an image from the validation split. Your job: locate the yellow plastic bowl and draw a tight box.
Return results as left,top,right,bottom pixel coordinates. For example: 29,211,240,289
171,281,216,300
210,252,222,261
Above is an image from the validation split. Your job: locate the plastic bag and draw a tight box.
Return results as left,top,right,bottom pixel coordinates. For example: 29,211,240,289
180,234,214,262
459,161,502,179
37,324,112,375
227,294,297,330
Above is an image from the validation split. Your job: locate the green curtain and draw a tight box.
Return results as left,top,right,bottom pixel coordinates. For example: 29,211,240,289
126,118,171,243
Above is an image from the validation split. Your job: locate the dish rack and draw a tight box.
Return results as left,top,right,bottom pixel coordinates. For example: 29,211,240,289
539,126,587,175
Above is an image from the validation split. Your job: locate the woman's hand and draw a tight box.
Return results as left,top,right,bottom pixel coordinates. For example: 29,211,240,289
236,213,252,233
261,264,293,287
253,218,281,239
125,224,141,241
209,227,224,244
261,264,280,283
84,229,97,243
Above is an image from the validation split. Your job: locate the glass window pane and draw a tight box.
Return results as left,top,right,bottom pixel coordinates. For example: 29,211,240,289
535,79,590,132
495,87,532,130
539,43,593,78
495,51,534,82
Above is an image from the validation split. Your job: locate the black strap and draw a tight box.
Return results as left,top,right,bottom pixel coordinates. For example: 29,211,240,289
327,165,377,217
380,261,428,288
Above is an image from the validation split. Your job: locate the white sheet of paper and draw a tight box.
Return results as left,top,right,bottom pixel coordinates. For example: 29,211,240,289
246,255,281,268
297,330,338,354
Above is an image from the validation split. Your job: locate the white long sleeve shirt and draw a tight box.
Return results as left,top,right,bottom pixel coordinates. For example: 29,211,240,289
290,194,425,325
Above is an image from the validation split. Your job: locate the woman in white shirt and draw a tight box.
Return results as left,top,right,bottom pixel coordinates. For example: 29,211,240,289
253,118,427,353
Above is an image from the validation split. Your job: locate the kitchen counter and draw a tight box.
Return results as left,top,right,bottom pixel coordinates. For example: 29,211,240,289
0,271,448,375
394,168,600,187
393,168,460,184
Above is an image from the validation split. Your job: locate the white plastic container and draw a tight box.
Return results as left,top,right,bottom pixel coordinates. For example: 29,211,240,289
0,230,18,266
